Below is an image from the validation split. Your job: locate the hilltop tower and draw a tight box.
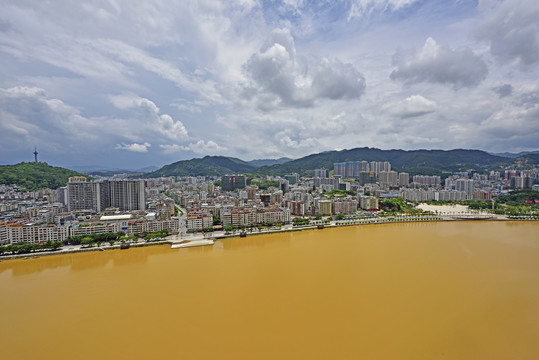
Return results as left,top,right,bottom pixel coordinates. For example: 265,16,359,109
33,146,38,163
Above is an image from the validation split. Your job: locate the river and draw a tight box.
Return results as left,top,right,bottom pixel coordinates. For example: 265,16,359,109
1,221,538,359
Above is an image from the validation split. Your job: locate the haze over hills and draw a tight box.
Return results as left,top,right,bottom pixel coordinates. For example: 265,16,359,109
69,165,159,173
491,150,539,158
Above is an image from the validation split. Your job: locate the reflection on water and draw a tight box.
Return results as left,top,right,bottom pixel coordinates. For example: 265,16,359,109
0,244,172,276
0,221,538,360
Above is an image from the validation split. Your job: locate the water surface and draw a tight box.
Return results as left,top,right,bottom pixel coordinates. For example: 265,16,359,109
1,221,538,359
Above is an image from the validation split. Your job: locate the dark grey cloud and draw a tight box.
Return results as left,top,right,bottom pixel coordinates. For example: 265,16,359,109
390,37,487,89
492,84,513,98
476,0,539,66
0,86,103,154
311,59,366,100
479,86,539,148
0,19,14,33
516,88,539,109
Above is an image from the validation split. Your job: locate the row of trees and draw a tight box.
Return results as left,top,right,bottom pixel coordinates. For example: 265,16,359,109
72,229,171,247
222,223,285,233
67,231,126,245
0,240,63,256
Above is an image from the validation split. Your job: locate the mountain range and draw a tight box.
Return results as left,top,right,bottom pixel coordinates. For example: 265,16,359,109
2,148,538,190
146,147,536,178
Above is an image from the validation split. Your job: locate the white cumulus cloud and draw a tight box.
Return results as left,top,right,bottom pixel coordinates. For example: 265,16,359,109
160,140,224,155
109,94,189,141
387,95,437,118
116,142,152,152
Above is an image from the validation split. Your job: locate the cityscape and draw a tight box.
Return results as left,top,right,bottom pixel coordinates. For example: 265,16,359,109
1,153,537,249
1,1,539,359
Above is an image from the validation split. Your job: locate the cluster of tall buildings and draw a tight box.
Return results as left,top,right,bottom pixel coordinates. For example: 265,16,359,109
63,177,146,212
504,170,536,189
320,162,410,188
412,175,441,187
333,161,391,178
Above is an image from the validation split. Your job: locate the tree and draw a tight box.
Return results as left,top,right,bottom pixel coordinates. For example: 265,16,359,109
81,237,93,247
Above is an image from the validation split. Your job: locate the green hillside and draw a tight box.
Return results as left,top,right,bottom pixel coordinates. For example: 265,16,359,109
146,156,256,177
254,148,508,176
0,162,86,191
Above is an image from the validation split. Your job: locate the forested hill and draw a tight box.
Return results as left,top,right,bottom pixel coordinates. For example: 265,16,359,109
0,162,86,191
254,148,508,176
146,156,257,177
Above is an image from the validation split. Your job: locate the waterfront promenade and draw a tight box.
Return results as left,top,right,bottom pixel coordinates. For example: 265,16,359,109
0,211,532,260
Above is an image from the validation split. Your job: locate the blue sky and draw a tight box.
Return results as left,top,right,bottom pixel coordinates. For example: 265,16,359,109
1,0,538,169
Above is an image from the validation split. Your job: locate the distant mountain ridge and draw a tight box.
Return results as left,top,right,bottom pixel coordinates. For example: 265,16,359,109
70,165,159,173
253,148,508,176
491,150,539,158
147,148,513,178
84,166,159,177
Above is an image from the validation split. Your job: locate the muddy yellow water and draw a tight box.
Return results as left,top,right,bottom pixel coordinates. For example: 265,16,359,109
1,221,539,359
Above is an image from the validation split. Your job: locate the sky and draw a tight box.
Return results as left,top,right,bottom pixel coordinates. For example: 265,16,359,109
1,0,538,169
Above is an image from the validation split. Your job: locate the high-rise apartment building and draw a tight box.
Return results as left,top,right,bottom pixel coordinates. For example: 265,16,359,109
67,180,146,212
108,180,146,211
314,169,329,178
221,175,246,192
285,174,299,185
379,171,398,186
358,171,376,186
413,175,441,187
67,181,106,212
334,163,346,177
398,172,409,186
455,179,474,199
246,186,257,200
318,200,332,215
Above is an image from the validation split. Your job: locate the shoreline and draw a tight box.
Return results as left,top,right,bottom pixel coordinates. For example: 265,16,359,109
1,216,537,261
